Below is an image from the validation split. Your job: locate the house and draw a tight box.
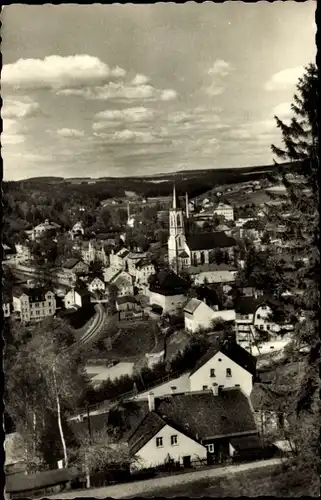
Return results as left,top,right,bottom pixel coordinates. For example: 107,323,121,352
107,270,134,297
64,287,91,309
148,270,190,314
62,258,89,275
25,219,61,241
69,221,85,239
184,298,235,333
14,243,32,263
116,296,143,320
127,388,258,469
235,297,282,345
134,261,156,292
109,247,130,270
188,340,257,397
87,276,106,293
12,286,56,323
213,202,234,221
186,263,237,286
216,224,232,236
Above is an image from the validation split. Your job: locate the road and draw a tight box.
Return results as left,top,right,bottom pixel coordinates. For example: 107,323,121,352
46,458,284,499
63,303,106,354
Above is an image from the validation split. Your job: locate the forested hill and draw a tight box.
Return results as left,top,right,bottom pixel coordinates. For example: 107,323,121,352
7,161,297,200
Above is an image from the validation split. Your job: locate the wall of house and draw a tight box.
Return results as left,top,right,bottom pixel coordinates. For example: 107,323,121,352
133,424,207,470
189,351,253,396
184,302,216,333
254,305,280,333
193,271,235,286
211,309,236,322
149,291,186,314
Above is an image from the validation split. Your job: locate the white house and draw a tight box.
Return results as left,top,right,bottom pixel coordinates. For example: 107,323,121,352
109,248,130,270
14,243,32,263
64,287,90,309
184,298,235,334
127,388,258,469
13,287,56,323
213,202,234,221
186,264,237,287
188,341,257,397
109,270,134,297
87,277,106,293
135,261,155,292
148,270,189,315
26,219,61,241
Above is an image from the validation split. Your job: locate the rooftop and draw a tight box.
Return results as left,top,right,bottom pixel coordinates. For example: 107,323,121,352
62,258,83,269
149,270,190,295
186,232,236,251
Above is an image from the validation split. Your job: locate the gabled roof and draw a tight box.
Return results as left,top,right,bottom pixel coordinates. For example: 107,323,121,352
184,298,203,314
230,435,262,451
235,296,267,315
13,286,53,302
156,389,256,442
62,258,83,269
128,412,166,455
189,340,257,377
187,232,236,251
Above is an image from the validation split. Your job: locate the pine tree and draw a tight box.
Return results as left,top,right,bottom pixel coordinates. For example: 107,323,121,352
257,63,319,493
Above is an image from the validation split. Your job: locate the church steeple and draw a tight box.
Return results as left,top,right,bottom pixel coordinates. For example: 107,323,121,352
172,184,177,210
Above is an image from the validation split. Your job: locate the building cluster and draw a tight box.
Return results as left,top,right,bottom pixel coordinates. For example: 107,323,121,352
4,179,299,476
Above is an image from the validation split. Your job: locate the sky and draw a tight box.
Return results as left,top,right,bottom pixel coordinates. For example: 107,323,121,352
1,2,316,180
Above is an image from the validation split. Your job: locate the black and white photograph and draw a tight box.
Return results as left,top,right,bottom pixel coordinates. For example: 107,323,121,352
2,2,319,498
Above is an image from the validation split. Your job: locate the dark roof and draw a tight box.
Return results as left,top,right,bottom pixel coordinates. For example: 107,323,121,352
74,287,90,297
186,263,237,275
12,286,53,302
156,389,256,442
107,400,149,441
189,340,257,377
116,296,138,305
234,296,266,315
5,467,80,493
128,412,166,455
149,270,189,295
62,258,82,269
187,232,236,251
127,389,257,455
230,434,262,451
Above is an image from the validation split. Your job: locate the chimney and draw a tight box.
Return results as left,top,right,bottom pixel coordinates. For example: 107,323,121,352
185,193,189,219
148,392,155,412
211,383,219,397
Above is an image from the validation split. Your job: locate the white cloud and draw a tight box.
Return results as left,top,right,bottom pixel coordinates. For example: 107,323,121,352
161,89,178,101
2,55,125,89
56,128,85,138
94,129,163,144
208,59,233,77
205,59,234,97
264,66,305,91
272,101,293,119
2,96,39,119
132,73,150,85
2,118,26,145
95,106,155,123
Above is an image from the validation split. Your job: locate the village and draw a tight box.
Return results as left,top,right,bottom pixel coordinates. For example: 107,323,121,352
3,170,308,497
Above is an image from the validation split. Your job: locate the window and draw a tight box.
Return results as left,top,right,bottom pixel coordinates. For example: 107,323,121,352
226,368,232,377
210,369,216,378
48,301,52,306
171,435,178,446
260,325,264,330
202,385,208,390
262,305,267,310
267,325,270,330
156,437,163,448
257,314,261,319
206,444,214,453
218,358,222,362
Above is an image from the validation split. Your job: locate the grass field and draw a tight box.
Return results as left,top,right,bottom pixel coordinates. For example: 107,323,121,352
225,188,273,207
136,463,314,497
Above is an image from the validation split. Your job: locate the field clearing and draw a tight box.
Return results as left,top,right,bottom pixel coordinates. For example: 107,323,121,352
225,189,273,206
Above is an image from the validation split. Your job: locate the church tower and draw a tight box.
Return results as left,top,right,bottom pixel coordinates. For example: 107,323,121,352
168,185,187,272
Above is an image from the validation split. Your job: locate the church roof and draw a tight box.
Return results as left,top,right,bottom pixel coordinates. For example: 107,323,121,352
187,232,236,251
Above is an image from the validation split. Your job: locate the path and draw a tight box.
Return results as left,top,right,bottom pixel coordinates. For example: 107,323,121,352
46,458,284,499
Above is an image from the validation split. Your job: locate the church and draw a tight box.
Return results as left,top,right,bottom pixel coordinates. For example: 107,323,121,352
168,186,236,272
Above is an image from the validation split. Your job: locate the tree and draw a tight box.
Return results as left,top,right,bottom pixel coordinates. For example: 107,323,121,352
255,63,319,491
5,319,87,470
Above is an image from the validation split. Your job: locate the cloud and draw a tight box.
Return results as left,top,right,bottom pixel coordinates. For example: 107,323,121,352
272,101,293,119
2,55,125,89
132,73,150,85
160,89,178,101
264,66,305,91
205,59,234,96
95,106,155,123
56,128,85,138
2,96,39,119
93,128,164,145
2,118,26,146
208,59,233,77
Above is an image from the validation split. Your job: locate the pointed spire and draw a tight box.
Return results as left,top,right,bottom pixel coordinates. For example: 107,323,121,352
173,184,177,210
185,192,189,219
127,201,130,219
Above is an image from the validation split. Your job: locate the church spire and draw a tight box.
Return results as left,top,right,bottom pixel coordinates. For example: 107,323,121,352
173,184,177,210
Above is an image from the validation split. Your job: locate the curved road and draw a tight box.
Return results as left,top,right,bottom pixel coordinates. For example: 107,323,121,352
67,303,107,352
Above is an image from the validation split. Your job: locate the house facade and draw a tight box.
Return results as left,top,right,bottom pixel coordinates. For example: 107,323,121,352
213,202,234,221
87,277,106,293
64,288,90,309
26,219,61,241
184,298,235,333
148,270,189,315
108,270,134,297
13,287,56,323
